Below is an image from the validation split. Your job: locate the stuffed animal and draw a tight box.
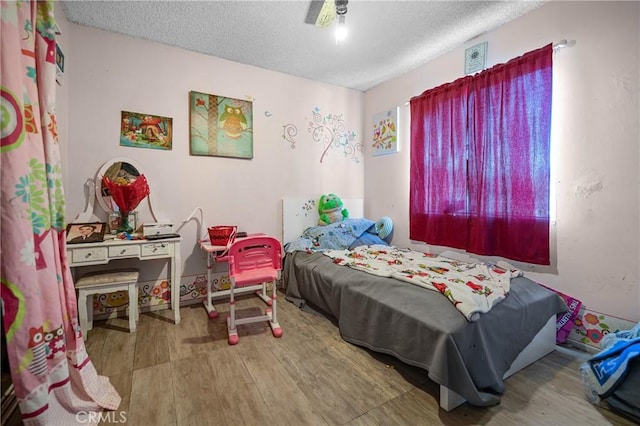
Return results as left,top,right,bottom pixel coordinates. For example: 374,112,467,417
317,193,349,225
375,216,394,243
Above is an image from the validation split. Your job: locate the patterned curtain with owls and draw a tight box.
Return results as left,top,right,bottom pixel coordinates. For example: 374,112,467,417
1,1,120,424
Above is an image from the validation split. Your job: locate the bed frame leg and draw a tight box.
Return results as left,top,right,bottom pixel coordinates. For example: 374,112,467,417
439,385,466,411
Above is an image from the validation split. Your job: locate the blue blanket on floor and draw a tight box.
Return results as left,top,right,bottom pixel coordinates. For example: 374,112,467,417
585,337,640,398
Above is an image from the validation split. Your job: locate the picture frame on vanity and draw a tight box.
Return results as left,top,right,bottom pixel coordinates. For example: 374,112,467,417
66,222,106,244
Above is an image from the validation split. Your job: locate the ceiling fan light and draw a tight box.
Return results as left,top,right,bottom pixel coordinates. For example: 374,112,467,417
335,15,347,42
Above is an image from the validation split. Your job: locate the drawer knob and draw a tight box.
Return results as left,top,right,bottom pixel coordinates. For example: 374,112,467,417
85,253,92,258
120,249,126,255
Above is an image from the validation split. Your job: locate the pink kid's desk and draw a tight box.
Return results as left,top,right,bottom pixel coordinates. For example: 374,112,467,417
198,234,271,318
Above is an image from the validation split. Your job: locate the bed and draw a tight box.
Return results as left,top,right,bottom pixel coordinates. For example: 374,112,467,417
281,198,567,411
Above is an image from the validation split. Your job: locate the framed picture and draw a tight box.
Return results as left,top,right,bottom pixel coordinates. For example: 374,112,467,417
66,222,106,244
55,43,64,85
120,110,173,150
465,42,487,75
371,107,399,156
189,91,253,159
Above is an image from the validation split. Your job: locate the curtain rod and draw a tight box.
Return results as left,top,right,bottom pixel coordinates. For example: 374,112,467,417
553,39,575,51
403,40,575,105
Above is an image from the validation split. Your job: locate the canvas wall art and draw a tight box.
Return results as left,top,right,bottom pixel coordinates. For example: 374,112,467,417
120,111,173,150
371,107,399,156
189,91,253,159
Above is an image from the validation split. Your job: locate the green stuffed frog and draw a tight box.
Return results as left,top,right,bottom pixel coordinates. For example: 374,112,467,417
318,193,349,225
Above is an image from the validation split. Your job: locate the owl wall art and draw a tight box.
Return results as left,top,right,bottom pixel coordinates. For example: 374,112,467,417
189,91,253,159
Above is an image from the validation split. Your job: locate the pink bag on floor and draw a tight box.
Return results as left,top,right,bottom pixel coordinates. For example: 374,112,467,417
538,283,582,343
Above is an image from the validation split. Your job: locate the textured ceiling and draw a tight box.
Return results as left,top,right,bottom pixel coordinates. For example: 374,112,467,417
60,0,545,92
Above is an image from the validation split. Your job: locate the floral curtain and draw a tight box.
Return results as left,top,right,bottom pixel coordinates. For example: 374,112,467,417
1,1,120,424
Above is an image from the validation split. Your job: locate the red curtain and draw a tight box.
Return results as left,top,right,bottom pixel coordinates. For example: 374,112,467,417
410,44,552,264
410,76,471,249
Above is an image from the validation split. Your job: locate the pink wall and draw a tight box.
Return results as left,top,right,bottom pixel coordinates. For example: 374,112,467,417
58,14,364,281
364,1,639,322
57,2,639,322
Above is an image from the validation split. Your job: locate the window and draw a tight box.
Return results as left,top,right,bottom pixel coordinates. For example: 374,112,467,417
409,44,552,265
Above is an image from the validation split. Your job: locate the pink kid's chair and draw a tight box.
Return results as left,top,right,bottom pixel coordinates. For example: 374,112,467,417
225,236,283,345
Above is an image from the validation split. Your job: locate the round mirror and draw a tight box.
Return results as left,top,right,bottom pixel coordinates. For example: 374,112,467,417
95,158,144,213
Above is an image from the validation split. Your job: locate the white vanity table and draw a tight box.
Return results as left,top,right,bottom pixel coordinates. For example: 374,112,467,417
69,158,182,324
66,236,182,324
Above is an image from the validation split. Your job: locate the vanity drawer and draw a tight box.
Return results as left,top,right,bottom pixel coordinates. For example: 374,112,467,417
141,243,170,257
108,245,141,258
71,247,108,264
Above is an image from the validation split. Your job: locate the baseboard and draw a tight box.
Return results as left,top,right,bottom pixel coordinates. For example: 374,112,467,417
566,307,636,352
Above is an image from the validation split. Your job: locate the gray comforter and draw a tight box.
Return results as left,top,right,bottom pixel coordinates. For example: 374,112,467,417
284,251,566,407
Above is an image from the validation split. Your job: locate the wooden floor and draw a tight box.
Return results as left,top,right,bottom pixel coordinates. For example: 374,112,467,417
80,290,633,426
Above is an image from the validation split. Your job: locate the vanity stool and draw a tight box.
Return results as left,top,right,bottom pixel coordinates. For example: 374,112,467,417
75,269,140,339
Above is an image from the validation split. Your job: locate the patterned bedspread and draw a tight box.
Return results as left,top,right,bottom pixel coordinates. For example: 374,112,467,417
323,245,521,321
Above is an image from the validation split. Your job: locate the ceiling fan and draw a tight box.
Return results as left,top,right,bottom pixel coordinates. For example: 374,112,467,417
305,0,349,28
